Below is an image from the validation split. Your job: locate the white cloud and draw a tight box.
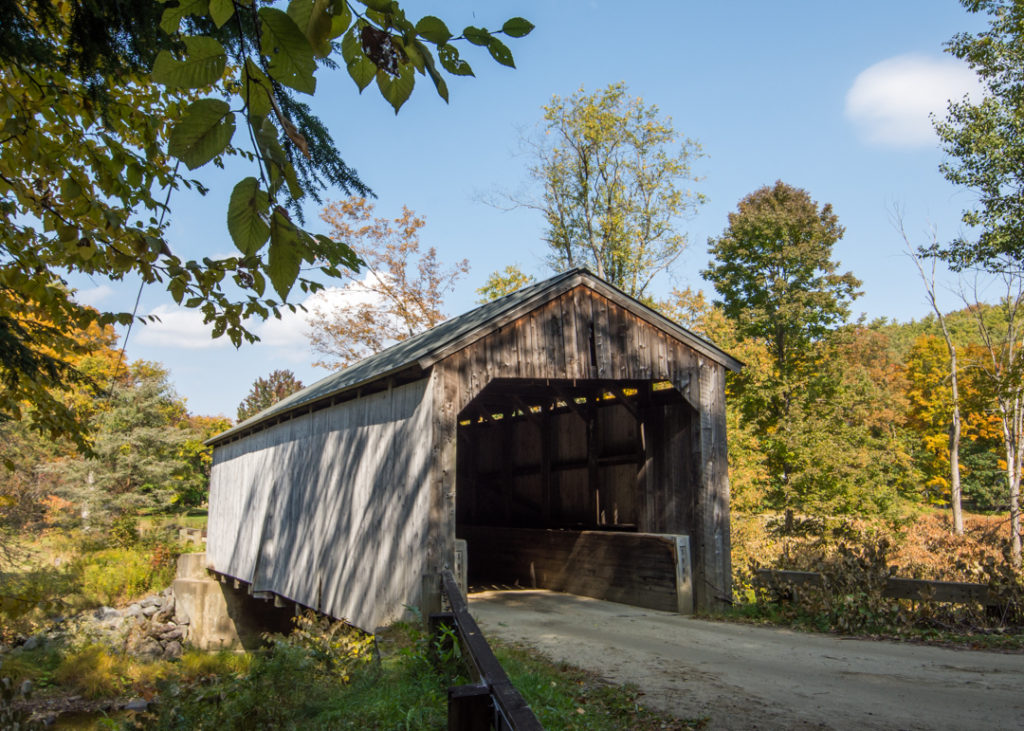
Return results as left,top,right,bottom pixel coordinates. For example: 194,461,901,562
135,305,233,350
73,285,114,307
134,273,386,351
845,54,983,147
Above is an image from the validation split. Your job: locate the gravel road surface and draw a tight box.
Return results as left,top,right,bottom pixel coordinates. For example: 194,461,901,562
470,589,1024,730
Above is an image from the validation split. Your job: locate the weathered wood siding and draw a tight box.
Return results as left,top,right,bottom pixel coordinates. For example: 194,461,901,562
207,378,435,631
430,285,732,611
456,404,641,529
463,526,685,612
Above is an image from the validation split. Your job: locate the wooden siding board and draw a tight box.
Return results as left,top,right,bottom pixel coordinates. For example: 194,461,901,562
560,289,580,379
206,379,434,631
693,361,731,612
573,287,593,380
464,526,683,612
592,291,610,379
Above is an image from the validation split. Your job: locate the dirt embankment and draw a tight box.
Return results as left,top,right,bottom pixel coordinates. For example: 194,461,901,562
471,589,1024,730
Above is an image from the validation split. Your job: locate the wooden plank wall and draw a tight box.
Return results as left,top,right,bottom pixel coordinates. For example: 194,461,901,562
430,285,732,611
207,378,435,631
456,404,641,530
462,526,682,612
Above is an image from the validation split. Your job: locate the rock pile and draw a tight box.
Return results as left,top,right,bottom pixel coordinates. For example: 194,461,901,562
121,589,190,661
6,586,192,661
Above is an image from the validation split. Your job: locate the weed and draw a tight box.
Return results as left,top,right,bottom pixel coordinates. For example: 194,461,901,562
54,644,130,698
494,641,705,730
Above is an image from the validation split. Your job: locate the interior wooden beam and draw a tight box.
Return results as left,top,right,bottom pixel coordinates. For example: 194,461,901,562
610,386,640,421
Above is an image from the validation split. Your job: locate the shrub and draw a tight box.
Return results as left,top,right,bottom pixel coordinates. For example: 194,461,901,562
54,644,130,698
109,516,140,548
77,545,176,607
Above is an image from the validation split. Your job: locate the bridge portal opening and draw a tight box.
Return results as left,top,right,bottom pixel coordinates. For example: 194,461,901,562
455,378,697,612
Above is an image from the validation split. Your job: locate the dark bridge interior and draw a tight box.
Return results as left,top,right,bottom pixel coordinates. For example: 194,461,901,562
454,378,697,611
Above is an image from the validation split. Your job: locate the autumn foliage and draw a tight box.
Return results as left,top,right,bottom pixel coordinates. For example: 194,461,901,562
309,198,469,369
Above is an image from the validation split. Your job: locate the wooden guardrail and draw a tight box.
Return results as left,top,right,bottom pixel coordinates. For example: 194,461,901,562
753,569,993,604
434,570,543,731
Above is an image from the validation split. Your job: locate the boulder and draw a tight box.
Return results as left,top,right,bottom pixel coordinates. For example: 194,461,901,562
123,698,149,712
126,635,163,661
159,627,184,642
162,640,183,660
94,606,121,621
21,636,41,651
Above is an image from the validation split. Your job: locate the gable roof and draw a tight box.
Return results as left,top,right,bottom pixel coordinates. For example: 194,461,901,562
209,268,741,446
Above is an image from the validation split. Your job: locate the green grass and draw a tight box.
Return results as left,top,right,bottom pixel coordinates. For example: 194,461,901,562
495,641,706,730
126,621,701,730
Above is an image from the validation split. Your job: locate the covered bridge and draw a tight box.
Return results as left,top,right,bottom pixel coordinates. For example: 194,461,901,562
206,269,740,631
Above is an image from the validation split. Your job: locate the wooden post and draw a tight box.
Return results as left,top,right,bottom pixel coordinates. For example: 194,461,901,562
540,408,552,523
421,573,442,626
448,684,493,731
587,403,600,526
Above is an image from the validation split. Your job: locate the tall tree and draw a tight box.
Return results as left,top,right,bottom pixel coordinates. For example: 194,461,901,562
55,362,204,519
309,197,469,369
704,182,862,509
898,216,965,534
0,1,531,444
704,181,860,415
504,82,705,298
476,265,536,303
961,272,1024,567
237,369,305,422
934,0,1024,271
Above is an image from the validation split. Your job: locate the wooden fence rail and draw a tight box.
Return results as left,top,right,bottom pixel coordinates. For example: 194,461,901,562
436,570,543,731
753,569,994,604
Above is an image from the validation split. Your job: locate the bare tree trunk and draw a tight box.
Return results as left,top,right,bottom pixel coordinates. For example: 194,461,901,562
899,215,964,534
961,267,1024,568
1000,413,1022,567
949,348,964,535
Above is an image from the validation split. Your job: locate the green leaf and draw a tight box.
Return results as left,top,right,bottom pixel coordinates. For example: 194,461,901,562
376,65,414,113
242,61,274,118
168,98,235,170
501,17,534,38
288,0,333,57
283,161,303,199
60,178,82,201
486,36,514,68
438,44,474,77
415,16,451,44
327,1,352,38
160,0,208,34
402,39,425,73
341,25,361,64
362,0,393,11
463,26,490,46
348,57,376,91
209,0,235,28
151,36,227,89
227,177,271,255
169,278,187,304
415,40,448,102
259,7,317,95
267,210,303,300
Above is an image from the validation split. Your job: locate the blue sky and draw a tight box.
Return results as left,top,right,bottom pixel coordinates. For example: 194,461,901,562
74,1,989,418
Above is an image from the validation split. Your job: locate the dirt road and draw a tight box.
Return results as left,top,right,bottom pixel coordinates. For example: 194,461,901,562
470,589,1024,730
